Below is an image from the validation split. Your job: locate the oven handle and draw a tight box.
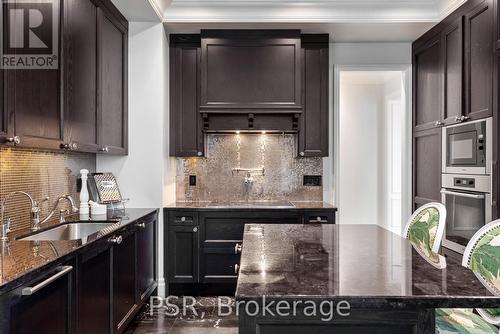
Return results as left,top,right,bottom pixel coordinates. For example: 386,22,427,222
440,190,485,199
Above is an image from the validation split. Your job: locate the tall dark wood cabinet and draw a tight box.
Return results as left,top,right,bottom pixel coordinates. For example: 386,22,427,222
64,0,99,153
464,0,494,121
78,247,112,334
413,34,444,132
0,69,6,143
443,17,463,125
4,0,64,150
98,7,128,155
200,30,302,113
299,35,329,157
169,35,204,157
413,128,442,208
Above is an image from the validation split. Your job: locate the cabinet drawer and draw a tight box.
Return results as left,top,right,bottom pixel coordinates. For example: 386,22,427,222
168,211,198,226
203,219,245,241
303,211,335,224
201,253,240,280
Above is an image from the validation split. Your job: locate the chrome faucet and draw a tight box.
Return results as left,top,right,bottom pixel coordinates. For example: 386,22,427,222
35,195,79,231
0,191,39,239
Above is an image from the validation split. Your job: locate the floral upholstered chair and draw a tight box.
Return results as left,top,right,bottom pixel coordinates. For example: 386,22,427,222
436,220,500,334
404,202,446,255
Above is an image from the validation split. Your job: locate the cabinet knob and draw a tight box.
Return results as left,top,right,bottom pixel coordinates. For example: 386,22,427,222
234,243,242,254
180,216,186,222
109,235,123,244
99,146,109,153
197,152,203,157
299,152,305,157
137,222,146,229
435,121,443,127
6,136,20,145
193,227,198,233
61,142,77,151
71,143,78,150
460,115,470,122
234,264,240,274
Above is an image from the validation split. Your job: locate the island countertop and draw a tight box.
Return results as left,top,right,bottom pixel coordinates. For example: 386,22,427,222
235,223,500,309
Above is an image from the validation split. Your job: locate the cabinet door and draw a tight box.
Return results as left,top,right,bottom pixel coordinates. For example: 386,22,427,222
167,225,199,283
98,7,128,155
170,35,203,157
299,37,329,157
464,0,494,121
0,69,6,143
4,0,63,150
200,30,302,113
443,18,464,125
113,232,137,332
64,0,99,153
7,265,74,334
136,216,157,303
413,127,442,209
413,35,444,132
78,247,112,334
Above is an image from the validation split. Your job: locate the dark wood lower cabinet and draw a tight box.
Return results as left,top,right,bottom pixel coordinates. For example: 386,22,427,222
2,263,74,334
168,225,200,283
113,232,137,333
136,217,157,302
78,247,112,334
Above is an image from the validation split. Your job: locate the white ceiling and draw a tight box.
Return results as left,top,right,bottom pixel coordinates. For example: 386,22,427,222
114,0,467,42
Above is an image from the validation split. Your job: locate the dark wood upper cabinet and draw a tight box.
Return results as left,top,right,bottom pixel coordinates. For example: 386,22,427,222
464,0,494,121
299,35,329,157
413,127,442,209
413,34,444,132
170,35,204,157
200,30,302,113
4,0,63,150
443,18,464,125
98,7,128,155
64,0,99,153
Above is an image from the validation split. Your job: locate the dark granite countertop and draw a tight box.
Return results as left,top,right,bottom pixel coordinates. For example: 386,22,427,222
0,208,158,293
236,224,500,308
165,201,337,210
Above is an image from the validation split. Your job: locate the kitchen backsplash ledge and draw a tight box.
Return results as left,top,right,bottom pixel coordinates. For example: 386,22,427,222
176,134,323,202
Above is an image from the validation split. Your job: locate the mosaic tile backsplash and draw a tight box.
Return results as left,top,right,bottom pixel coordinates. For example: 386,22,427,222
0,147,95,232
176,134,323,202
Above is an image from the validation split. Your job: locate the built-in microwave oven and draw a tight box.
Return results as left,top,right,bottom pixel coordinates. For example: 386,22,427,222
442,118,492,175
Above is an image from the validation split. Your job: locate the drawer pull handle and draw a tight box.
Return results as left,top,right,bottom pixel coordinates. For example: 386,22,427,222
308,218,328,224
22,266,73,296
234,264,240,274
234,243,242,254
109,235,123,244
137,222,146,229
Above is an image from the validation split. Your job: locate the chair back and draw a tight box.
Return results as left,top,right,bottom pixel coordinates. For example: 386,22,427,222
403,202,446,254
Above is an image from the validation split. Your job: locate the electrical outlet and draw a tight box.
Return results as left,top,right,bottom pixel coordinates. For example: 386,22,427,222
189,175,197,186
303,175,322,186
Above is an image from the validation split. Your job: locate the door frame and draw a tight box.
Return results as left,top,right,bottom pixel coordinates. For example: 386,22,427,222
333,64,412,235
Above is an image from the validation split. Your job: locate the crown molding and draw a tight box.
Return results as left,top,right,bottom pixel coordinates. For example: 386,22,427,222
162,0,441,23
438,0,467,19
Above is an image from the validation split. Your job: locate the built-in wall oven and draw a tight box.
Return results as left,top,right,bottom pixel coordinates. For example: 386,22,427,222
441,118,493,254
441,174,491,253
442,118,492,175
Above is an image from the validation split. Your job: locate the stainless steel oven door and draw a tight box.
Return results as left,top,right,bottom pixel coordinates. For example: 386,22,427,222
442,118,491,175
440,189,491,254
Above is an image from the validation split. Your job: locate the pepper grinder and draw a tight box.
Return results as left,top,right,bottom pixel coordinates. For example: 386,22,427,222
79,169,90,216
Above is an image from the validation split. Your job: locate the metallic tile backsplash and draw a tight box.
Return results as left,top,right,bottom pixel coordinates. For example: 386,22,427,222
0,147,95,232
176,134,323,202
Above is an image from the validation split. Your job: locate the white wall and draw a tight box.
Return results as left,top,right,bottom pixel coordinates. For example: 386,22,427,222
330,43,412,65
338,81,384,224
96,22,174,296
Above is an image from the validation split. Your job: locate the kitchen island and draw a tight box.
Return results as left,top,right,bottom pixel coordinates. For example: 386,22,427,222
236,223,499,334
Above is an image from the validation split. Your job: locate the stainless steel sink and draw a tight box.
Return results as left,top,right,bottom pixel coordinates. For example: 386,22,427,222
18,222,119,244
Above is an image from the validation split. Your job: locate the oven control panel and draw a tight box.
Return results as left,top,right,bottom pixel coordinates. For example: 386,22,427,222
454,177,475,188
